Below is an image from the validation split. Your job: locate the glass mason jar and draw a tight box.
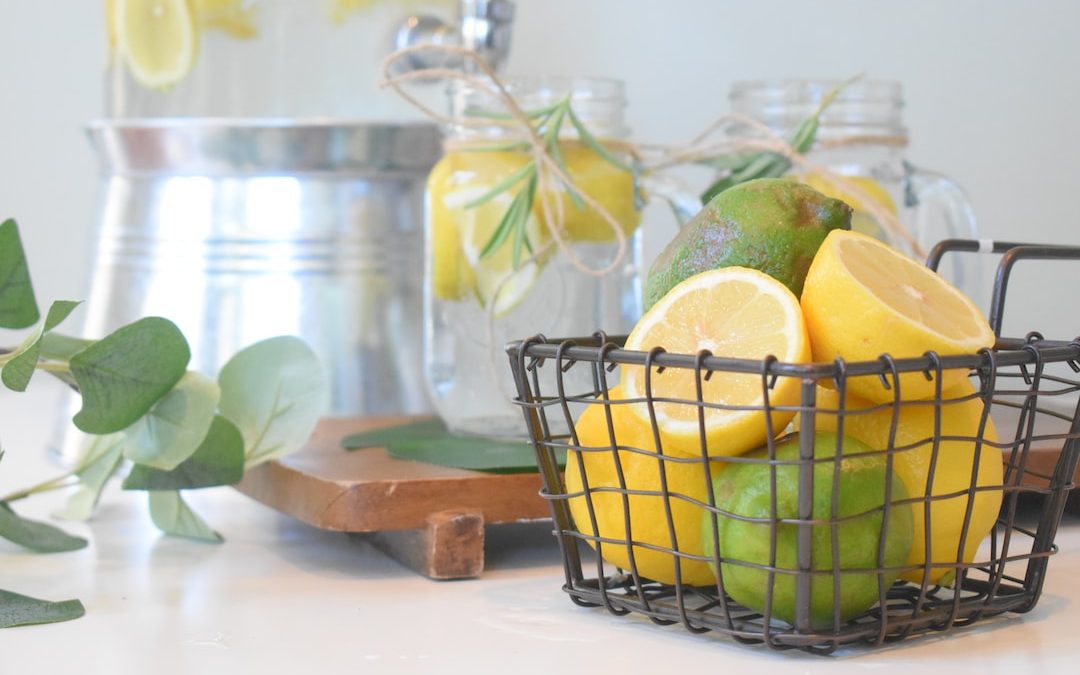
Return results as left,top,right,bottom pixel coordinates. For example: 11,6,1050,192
424,77,648,438
728,79,981,301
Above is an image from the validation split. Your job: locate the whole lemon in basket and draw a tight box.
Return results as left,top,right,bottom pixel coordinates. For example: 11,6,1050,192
801,229,995,403
700,432,913,628
564,386,724,586
622,266,811,459
839,379,1004,585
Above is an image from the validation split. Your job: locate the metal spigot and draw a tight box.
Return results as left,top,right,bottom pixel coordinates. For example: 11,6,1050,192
392,0,515,73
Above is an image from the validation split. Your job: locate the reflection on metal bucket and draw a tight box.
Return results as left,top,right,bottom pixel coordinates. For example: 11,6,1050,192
56,119,441,463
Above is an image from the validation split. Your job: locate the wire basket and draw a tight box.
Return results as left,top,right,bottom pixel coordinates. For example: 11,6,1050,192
506,241,1080,653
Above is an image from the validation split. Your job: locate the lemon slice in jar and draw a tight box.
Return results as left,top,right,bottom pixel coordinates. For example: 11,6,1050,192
444,186,548,316
192,0,258,39
116,0,199,90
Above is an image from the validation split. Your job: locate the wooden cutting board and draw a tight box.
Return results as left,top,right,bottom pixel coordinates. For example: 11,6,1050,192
236,417,552,580
237,410,1079,580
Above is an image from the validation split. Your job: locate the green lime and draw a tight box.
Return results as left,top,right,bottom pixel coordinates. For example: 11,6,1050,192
700,432,913,628
644,178,851,309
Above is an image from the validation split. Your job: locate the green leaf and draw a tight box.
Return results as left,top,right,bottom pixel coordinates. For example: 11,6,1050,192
1,300,81,392
123,416,244,491
0,219,39,329
148,491,222,542
39,333,95,361
0,589,84,628
54,434,125,522
0,502,87,553
122,371,220,471
217,336,329,466
342,418,560,474
70,317,191,434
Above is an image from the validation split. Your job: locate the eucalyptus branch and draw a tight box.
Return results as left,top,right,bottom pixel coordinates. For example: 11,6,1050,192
1,474,79,504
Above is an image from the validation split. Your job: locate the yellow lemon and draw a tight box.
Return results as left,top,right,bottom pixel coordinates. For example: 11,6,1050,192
193,0,258,39
426,151,547,313
839,379,1003,585
565,386,723,586
116,0,199,90
548,141,640,243
801,230,994,403
622,267,811,458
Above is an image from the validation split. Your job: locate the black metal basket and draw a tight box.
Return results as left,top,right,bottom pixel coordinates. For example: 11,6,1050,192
507,240,1080,653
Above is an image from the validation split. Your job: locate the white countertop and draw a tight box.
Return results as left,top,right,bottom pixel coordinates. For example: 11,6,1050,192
3,379,1080,673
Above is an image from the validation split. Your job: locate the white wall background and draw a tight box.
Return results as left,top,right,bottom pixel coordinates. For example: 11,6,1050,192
1,0,1078,340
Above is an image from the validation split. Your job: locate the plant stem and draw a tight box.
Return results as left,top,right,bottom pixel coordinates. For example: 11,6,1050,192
1,473,78,504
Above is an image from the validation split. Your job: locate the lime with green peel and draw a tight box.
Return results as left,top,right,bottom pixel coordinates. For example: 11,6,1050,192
644,178,851,309
701,432,913,628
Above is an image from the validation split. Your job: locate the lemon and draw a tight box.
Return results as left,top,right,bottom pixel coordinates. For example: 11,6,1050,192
193,0,257,39
840,379,1003,584
801,230,995,403
551,142,640,243
426,156,475,303
116,0,199,89
565,386,723,586
622,267,811,458
451,186,546,316
428,151,550,314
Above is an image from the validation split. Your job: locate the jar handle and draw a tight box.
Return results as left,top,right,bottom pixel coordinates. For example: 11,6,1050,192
905,161,983,301
639,172,702,226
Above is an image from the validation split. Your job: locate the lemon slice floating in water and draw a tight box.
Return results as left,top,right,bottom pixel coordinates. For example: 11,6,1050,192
116,0,199,89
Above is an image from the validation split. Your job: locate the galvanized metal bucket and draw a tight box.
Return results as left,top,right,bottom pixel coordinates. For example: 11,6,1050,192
75,119,440,429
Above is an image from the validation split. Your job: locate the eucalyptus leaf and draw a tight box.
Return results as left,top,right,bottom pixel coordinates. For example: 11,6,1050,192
54,434,125,522
342,418,559,474
0,590,85,629
70,317,191,434
0,502,87,553
148,491,222,543
217,336,328,466
1,300,81,392
123,371,220,471
123,416,244,491
0,219,39,329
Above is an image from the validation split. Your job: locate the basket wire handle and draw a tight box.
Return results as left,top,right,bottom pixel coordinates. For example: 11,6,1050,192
926,239,1080,337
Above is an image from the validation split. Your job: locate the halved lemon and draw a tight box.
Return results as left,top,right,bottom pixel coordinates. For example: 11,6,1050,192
622,267,811,458
116,0,199,90
801,230,994,402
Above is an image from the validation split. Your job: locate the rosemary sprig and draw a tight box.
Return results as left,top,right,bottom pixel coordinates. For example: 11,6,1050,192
699,76,860,204
464,96,633,269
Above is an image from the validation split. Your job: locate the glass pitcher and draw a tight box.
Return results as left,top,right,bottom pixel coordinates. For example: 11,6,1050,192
728,79,981,300
424,76,695,438
103,0,458,119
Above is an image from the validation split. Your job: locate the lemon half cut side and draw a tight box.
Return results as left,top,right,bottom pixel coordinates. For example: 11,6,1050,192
622,267,811,458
